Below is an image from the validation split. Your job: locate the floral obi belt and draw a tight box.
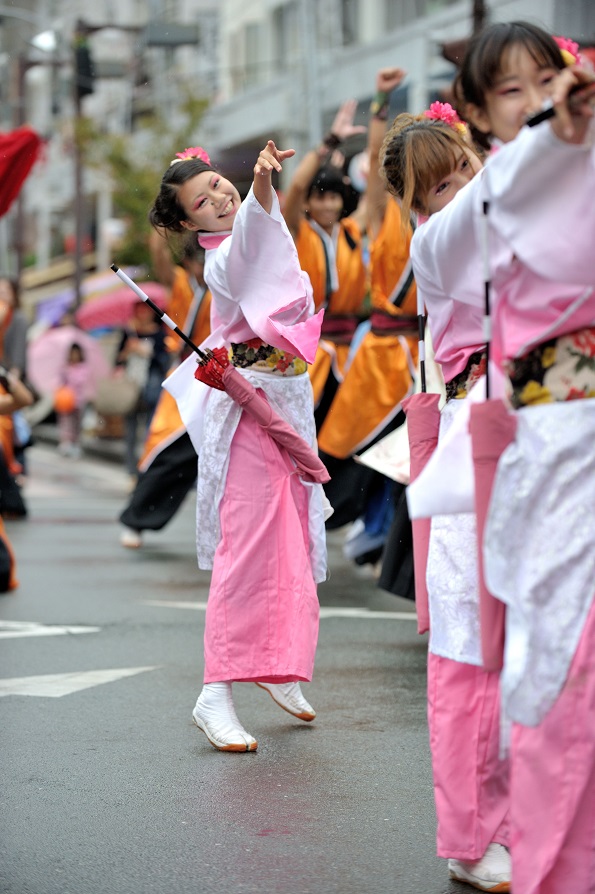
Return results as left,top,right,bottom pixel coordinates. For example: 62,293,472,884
507,326,595,408
445,350,487,402
229,338,307,376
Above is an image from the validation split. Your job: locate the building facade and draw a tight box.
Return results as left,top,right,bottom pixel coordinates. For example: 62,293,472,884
1,0,593,290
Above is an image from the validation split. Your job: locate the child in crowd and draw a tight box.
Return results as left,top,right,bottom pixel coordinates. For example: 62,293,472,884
56,343,92,459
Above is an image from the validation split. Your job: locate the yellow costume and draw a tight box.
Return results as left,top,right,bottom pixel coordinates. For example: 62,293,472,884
318,199,418,458
295,217,367,409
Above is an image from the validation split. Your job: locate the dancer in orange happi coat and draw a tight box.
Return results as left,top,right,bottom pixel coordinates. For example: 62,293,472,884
282,100,368,427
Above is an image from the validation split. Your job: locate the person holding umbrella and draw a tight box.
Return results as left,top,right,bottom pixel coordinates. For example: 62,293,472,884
148,140,327,753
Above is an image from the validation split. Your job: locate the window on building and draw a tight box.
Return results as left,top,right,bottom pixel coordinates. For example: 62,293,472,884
340,0,359,45
244,22,262,88
385,0,457,29
273,2,300,72
229,30,243,94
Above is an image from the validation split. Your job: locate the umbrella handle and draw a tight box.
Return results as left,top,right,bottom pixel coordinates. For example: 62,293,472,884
479,201,491,399
110,265,209,362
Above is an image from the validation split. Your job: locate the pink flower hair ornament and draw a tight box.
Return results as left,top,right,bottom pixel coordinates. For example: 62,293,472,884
423,101,468,136
554,35,582,67
169,146,211,167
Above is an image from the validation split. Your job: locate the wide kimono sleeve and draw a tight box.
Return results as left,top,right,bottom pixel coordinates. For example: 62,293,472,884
485,120,595,285
220,186,323,364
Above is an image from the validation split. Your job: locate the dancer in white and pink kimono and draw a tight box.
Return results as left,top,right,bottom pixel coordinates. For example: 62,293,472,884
410,21,595,894
150,141,328,753
381,110,511,891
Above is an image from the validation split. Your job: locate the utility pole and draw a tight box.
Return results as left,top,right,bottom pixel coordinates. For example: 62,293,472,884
472,0,487,34
72,19,95,307
299,0,322,150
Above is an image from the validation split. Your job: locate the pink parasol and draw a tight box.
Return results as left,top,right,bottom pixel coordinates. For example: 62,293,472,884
402,392,441,634
75,282,168,331
111,266,330,485
27,325,111,399
35,268,138,327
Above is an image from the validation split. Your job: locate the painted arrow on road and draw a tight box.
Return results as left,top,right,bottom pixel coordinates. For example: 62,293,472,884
0,666,158,698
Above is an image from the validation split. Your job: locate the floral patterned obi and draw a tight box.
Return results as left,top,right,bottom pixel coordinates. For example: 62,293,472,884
507,326,595,408
445,350,487,402
229,338,307,376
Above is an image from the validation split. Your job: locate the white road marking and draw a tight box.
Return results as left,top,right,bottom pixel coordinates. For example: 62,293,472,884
142,600,416,621
143,600,208,611
319,607,416,621
0,620,100,639
0,666,158,698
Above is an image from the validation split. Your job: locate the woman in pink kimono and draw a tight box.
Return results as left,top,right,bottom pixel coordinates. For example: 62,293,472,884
380,111,511,891
150,141,328,753
406,22,595,894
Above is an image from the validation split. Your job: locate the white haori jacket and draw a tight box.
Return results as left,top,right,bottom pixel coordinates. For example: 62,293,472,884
164,185,328,582
484,399,595,726
195,368,328,583
426,399,482,665
411,120,595,374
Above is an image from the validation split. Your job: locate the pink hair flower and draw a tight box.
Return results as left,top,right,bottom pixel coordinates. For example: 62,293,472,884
173,146,211,164
554,35,580,66
424,101,467,135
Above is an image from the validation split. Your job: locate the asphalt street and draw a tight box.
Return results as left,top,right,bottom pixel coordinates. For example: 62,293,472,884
0,444,469,894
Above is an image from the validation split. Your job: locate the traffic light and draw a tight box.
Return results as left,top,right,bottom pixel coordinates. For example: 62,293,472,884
73,30,95,100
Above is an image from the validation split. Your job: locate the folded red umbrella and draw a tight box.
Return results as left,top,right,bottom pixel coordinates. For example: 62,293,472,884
468,399,517,671
195,348,330,485
110,265,330,485
403,392,441,634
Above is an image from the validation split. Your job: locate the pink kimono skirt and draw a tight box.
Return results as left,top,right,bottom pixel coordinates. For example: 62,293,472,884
203,409,320,684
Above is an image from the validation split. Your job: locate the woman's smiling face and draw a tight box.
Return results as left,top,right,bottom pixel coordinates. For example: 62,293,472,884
178,170,241,233
469,44,559,144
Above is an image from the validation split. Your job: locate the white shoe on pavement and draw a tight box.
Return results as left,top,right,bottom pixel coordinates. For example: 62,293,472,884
256,681,316,721
120,528,143,549
448,842,511,892
192,682,257,752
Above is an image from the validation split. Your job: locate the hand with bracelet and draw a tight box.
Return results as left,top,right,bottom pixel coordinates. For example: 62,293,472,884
284,99,366,242
320,99,367,158
366,66,407,243
370,67,407,121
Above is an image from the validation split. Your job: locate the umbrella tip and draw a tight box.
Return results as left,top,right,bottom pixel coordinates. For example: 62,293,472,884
110,263,119,272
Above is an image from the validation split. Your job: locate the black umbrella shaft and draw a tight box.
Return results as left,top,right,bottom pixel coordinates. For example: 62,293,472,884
417,313,427,393
481,201,491,400
484,279,491,400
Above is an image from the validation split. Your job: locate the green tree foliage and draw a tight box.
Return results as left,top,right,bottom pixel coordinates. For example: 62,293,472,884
80,96,208,274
